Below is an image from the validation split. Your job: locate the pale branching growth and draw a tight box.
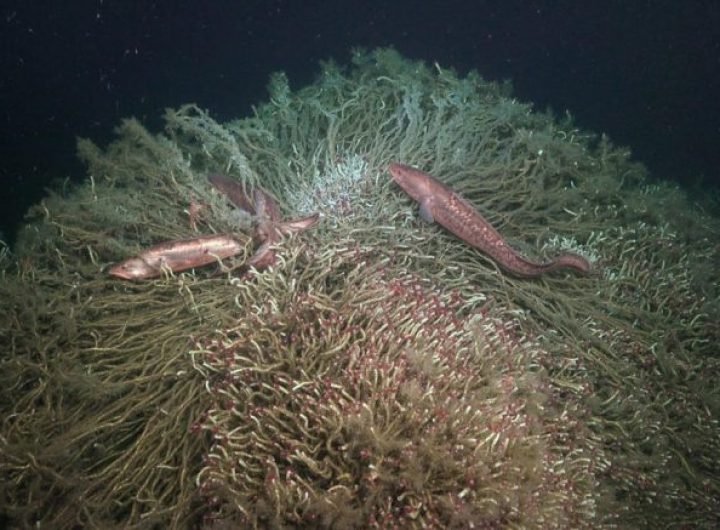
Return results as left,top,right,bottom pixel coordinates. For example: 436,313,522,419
0,48,718,529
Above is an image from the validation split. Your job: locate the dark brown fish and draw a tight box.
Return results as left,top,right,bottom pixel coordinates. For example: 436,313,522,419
207,173,256,214
209,174,319,270
250,186,282,224
389,162,591,278
109,233,248,280
250,209,320,268
208,173,282,222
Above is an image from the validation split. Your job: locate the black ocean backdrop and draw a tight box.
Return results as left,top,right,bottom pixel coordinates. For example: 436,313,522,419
1,2,720,529
1,1,718,242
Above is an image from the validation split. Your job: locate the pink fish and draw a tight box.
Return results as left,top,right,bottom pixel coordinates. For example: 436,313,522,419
109,174,319,280
212,175,319,268
208,173,281,222
389,162,591,278
109,234,247,280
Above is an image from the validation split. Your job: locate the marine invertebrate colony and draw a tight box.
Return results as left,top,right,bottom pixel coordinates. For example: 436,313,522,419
0,48,718,528
190,244,600,528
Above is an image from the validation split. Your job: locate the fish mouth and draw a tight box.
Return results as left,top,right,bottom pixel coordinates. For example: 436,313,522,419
108,265,134,280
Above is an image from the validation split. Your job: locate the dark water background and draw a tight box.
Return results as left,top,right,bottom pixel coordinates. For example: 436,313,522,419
1,0,718,245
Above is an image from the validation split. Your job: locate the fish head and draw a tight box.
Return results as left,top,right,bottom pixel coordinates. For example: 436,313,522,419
388,162,437,203
108,257,158,280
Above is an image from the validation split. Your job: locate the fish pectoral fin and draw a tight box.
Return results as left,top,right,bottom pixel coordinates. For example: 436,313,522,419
418,199,435,223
